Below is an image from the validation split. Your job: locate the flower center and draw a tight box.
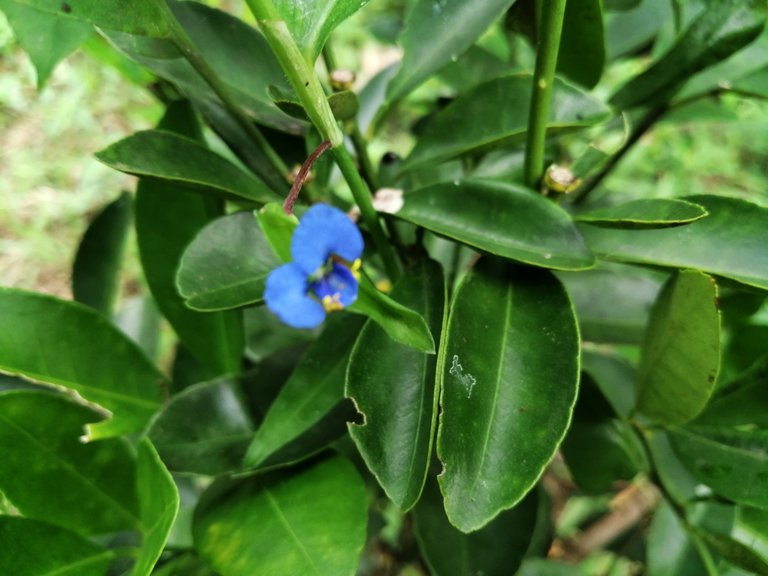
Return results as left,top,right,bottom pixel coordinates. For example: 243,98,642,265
309,258,361,313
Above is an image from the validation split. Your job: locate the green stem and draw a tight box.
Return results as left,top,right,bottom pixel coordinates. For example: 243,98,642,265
350,124,379,190
157,0,290,189
523,0,568,190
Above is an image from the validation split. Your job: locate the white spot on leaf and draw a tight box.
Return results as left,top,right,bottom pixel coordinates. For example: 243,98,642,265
449,354,476,399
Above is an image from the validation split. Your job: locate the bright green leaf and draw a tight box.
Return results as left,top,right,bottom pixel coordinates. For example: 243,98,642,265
347,260,446,510
0,390,140,534
0,517,113,576
256,203,299,263
131,439,180,576
0,290,165,438
72,192,132,316
194,456,368,576
437,260,580,532
636,270,721,425
395,179,594,271
575,198,708,225
403,74,611,170
578,195,768,291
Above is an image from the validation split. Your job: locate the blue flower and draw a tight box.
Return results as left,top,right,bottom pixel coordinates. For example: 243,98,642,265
265,204,363,328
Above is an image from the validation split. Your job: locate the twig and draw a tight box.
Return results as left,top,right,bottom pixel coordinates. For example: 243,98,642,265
283,140,332,214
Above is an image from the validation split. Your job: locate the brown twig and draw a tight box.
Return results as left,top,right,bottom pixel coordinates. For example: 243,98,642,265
283,140,332,214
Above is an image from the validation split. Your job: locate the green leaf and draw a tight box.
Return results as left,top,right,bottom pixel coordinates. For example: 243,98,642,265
347,260,446,510
437,260,580,532
610,3,767,109
517,559,584,576
559,0,605,88
0,517,113,576
647,502,709,576
731,62,768,99
575,198,708,226
97,130,279,205
131,439,180,576
558,263,665,345
244,305,317,363
695,357,768,427
605,0,671,59
413,476,538,576
244,315,365,468
72,192,132,316
636,271,721,425
386,0,518,103
578,195,768,291
669,426,768,511
0,0,93,88
256,203,300,263
350,275,436,353
135,101,243,380
0,290,165,438
149,378,255,475
403,74,611,170
194,456,368,576
273,0,369,61
0,390,140,534
176,212,281,311
10,0,168,37
581,349,638,419
697,529,768,575
395,180,594,271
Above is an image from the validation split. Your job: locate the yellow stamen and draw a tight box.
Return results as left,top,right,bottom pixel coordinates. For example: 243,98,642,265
350,258,362,280
322,294,345,313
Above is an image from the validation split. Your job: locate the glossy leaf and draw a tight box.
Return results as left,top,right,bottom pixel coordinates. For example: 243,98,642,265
72,192,132,316
97,130,278,205
698,530,768,575
10,0,167,37
695,358,768,427
350,275,436,353
131,439,180,576
177,212,281,311
194,456,368,576
395,180,594,271
273,0,370,60
135,102,243,380
636,271,721,425
149,378,255,475
670,426,768,511
244,315,365,468
647,502,709,576
403,74,611,170
0,517,113,576
578,195,768,290
0,390,140,534
413,476,538,576
347,260,445,510
611,3,767,109
575,198,707,225
0,290,165,438
558,263,664,345
437,260,580,532
559,0,605,88
256,203,300,263
0,0,93,88
386,0,517,103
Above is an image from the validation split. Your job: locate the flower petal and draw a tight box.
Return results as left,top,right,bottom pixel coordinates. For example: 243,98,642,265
312,263,359,307
264,263,326,329
291,204,364,275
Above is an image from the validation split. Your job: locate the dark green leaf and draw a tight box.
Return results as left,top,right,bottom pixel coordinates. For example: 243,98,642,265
437,260,580,531
559,0,605,88
10,0,167,37
581,349,638,419
386,0,517,103
413,476,537,575
695,357,768,427
0,517,112,576
395,180,594,271
697,529,768,576
135,101,243,380
605,0,670,59
575,198,708,225
131,439,180,576
578,195,768,291
0,390,140,534
97,130,278,205
636,271,721,425
244,305,317,363
403,74,611,170
647,502,709,576
347,260,445,510
670,426,768,511
244,315,365,468
194,456,368,576
645,430,700,504
517,558,584,576
610,3,767,109
72,192,132,316
149,378,255,475
0,290,165,438
350,275,436,353
176,212,281,311
0,0,93,88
